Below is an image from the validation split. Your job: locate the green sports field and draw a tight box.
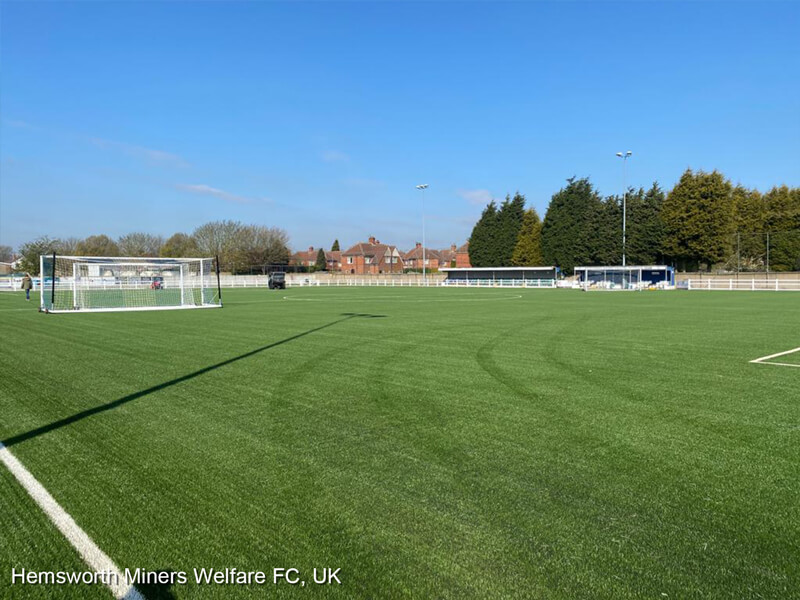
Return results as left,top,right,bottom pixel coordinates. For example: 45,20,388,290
1,287,798,599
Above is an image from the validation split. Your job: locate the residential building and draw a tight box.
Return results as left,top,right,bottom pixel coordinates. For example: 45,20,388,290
341,236,404,274
290,246,342,271
403,243,441,271
437,244,458,268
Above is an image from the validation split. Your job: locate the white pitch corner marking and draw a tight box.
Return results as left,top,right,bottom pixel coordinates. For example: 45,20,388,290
0,442,144,600
750,347,800,366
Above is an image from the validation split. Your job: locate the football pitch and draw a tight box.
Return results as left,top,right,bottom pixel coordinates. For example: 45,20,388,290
1,287,798,599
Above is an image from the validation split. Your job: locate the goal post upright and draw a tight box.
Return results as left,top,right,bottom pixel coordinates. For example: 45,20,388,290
180,263,185,306
50,252,56,310
215,254,223,307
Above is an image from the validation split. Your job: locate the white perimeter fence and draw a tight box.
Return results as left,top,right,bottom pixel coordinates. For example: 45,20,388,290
5,274,800,292
680,278,800,291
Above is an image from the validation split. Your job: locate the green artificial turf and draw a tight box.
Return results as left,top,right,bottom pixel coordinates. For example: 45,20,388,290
1,287,798,599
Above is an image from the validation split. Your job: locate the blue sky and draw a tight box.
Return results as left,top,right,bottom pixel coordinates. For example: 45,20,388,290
2,1,798,253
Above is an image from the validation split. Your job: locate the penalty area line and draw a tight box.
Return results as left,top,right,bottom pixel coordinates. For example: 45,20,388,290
750,347,800,366
0,442,144,600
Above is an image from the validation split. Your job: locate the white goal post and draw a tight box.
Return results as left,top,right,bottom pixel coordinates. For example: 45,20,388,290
39,255,222,313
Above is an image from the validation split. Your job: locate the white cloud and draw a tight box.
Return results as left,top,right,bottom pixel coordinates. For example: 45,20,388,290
90,137,188,167
176,184,253,204
457,188,494,206
322,150,350,163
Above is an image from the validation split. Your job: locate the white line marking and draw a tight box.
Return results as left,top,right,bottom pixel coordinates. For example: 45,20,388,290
0,442,144,600
751,361,800,368
282,294,523,303
750,347,800,364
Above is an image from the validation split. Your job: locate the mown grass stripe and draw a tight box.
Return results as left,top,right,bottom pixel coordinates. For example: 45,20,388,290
0,442,144,600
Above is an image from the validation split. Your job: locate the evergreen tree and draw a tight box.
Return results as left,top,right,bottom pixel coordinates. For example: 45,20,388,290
495,193,527,265
541,178,605,274
763,185,800,271
662,169,735,270
331,239,340,251
315,248,327,271
468,200,499,267
626,183,666,265
595,195,622,265
511,209,544,266
732,185,766,270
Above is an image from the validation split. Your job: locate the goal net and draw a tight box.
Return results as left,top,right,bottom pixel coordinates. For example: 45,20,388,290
39,255,222,313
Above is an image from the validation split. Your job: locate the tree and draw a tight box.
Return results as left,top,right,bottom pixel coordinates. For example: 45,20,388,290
75,235,120,257
58,237,81,255
0,245,12,263
331,239,340,251
17,236,61,275
495,192,527,266
541,177,606,274
662,169,735,270
511,209,544,266
236,225,290,274
315,248,327,271
763,185,800,271
732,185,766,270
192,220,244,272
624,183,666,265
160,233,200,258
594,195,622,265
468,200,499,267
118,232,164,257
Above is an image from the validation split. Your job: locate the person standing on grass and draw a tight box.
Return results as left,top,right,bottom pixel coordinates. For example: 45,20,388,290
21,273,33,301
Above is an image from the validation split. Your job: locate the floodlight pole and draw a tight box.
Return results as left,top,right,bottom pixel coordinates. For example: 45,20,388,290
416,184,429,285
616,151,632,267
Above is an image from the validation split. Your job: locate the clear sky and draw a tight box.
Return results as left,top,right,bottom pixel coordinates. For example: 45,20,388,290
1,1,798,253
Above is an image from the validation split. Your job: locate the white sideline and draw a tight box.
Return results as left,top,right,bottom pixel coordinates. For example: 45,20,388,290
0,442,144,600
750,347,800,367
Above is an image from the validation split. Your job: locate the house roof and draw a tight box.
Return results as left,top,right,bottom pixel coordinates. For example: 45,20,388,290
342,242,397,258
403,246,440,261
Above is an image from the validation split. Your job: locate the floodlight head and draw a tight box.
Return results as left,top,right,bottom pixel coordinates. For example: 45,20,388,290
416,184,429,190
626,151,632,157
616,152,623,157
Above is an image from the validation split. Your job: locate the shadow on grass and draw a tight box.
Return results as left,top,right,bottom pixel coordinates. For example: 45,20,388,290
2,313,386,448
135,569,178,600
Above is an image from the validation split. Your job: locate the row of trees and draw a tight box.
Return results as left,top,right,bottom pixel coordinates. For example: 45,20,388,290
469,169,800,273
15,221,290,275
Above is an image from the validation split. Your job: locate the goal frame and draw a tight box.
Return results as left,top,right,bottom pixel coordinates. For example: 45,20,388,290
39,253,223,314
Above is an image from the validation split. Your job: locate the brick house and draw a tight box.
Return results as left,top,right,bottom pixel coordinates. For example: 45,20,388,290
403,243,441,271
341,236,404,274
437,244,458,268
455,242,471,268
290,246,342,271
291,246,317,268
325,251,342,272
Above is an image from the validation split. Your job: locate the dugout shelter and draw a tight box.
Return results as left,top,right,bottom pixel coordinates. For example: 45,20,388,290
574,265,675,290
441,267,560,287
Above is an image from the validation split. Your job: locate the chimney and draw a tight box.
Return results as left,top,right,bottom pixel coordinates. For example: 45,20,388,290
451,243,457,252
368,236,376,244
308,246,314,253
416,242,422,249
